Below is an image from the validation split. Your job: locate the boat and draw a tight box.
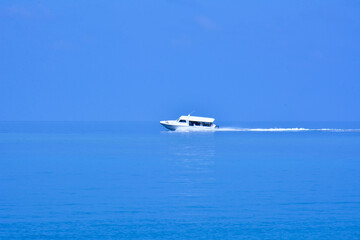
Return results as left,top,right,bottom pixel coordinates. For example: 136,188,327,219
160,115,218,131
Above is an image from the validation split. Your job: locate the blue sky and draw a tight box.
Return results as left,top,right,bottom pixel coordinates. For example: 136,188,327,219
1,0,359,121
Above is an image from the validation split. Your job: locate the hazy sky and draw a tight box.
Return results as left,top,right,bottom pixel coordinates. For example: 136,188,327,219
1,0,359,121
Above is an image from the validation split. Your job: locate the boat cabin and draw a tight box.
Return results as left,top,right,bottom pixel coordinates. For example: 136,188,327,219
178,115,215,127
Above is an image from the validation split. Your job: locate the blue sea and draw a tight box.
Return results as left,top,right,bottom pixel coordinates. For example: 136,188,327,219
1,121,360,239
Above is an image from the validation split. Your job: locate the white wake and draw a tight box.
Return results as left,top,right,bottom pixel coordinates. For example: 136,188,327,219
174,127,360,133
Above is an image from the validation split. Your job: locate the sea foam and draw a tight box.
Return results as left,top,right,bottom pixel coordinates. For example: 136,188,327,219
173,127,360,133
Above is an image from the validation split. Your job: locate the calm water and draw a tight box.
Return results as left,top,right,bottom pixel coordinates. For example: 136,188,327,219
1,121,360,239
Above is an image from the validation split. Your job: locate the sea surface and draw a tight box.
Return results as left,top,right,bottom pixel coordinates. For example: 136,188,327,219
1,121,360,239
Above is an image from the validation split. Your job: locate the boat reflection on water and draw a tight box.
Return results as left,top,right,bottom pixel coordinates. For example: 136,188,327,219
163,131,216,199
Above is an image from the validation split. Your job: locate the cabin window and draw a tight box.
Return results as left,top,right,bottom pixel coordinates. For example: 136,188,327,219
179,120,186,123
189,121,199,126
189,121,212,126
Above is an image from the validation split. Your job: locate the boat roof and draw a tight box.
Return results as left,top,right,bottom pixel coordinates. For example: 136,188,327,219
179,115,215,123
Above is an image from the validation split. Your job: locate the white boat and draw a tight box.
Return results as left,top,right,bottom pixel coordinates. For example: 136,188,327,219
160,115,218,131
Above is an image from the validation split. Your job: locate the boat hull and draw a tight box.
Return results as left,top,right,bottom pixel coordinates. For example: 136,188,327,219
160,123,179,131
160,121,216,131
160,121,185,130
